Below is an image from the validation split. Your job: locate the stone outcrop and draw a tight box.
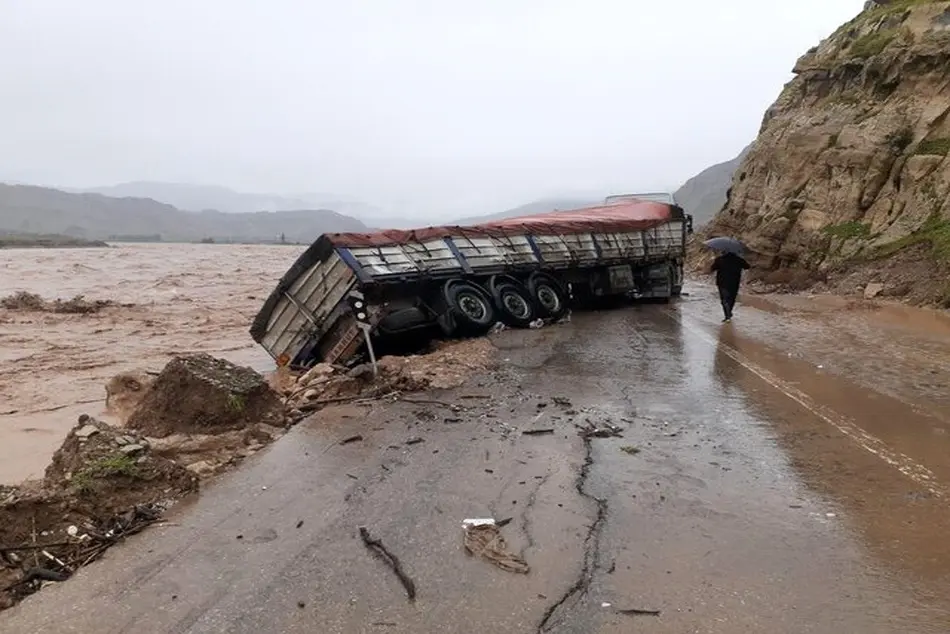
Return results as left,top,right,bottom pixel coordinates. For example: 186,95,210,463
126,353,285,438
704,1,950,305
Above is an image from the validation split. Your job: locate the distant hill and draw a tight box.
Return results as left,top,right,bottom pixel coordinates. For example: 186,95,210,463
674,145,751,227
455,198,597,225
82,181,410,227
0,183,368,243
82,181,312,214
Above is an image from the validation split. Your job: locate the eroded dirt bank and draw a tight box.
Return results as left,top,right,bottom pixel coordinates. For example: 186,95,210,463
3,288,950,633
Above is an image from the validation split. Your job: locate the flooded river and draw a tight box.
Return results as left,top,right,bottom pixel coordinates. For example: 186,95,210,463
0,243,303,484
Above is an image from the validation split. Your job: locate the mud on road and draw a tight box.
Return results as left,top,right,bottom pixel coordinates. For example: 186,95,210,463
4,287,950,633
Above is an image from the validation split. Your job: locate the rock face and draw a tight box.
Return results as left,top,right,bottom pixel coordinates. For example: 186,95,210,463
675,145,752,227
126,353,285,438
705,1,950,305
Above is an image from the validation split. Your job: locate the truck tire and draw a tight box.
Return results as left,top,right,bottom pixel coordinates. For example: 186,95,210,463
443,280,496,333
527,273,569,320
488,278,536,328
376,307,430,334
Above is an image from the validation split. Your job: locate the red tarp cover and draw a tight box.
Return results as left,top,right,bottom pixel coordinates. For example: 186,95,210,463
325,200,673,248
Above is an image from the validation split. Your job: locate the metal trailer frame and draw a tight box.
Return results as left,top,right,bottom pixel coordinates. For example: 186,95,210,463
251,200,691,368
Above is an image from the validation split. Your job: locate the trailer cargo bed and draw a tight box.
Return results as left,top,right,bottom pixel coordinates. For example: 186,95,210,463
251,198,691,369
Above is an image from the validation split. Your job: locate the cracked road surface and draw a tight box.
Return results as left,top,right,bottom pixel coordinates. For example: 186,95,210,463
5,287,950,633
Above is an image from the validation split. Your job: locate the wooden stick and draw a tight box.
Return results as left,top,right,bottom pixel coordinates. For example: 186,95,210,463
358,527,416,602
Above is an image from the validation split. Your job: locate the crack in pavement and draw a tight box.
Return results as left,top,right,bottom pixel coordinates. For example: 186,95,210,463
537,433,607,633
519,471,550,560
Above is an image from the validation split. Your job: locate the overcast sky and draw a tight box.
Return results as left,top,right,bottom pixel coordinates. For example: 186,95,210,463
1,0,863,219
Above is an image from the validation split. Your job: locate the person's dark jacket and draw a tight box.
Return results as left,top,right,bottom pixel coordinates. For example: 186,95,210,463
710,253,750,290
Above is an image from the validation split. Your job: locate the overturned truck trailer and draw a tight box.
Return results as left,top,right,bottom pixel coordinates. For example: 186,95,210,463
251,197,692,369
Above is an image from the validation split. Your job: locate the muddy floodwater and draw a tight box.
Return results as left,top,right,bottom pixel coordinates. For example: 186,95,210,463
0,243,303,484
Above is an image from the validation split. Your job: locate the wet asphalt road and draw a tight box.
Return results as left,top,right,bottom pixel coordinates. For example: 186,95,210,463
5,287,950,633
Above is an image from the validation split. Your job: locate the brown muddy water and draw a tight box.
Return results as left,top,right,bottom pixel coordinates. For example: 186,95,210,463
0,243,303,484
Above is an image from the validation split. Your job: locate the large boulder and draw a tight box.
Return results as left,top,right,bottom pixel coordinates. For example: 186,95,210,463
126,353,284,438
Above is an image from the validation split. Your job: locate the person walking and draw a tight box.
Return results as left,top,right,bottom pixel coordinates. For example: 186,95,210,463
710,251,750,322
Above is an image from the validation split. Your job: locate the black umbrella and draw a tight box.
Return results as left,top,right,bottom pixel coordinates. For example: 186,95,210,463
703,236,746,255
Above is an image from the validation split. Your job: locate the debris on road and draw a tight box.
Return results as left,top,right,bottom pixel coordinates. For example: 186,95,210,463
620,446,641,455
462,521,530,574
358,527,417,602
617,607,661,617
283,339,496,414
523,428,555,436
340,435,364,445
578,421,624,439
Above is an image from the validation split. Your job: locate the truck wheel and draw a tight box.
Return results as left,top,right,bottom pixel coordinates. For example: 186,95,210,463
444,280,496,333
490,280,536,328
528,273,569,320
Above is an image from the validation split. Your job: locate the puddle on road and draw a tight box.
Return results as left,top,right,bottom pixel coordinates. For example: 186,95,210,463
679,310,950,620
515,304,950,632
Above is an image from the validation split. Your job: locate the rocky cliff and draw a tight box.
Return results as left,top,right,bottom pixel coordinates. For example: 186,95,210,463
704,0,950,305
675,145,750,227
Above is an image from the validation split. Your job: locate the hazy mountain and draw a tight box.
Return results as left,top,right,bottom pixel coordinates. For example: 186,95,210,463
0,183,368,243
455,197,598,225
82,181,408,226
674,145,751,226
84,181,310,213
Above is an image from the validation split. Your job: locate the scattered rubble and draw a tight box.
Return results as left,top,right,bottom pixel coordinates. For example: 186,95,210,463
283,339,496,412
578,421,624,439
0,416,198,610
377,339,495,392
44,415,198,517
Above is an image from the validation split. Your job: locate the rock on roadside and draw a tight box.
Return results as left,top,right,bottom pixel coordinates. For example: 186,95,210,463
126,353,285,438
